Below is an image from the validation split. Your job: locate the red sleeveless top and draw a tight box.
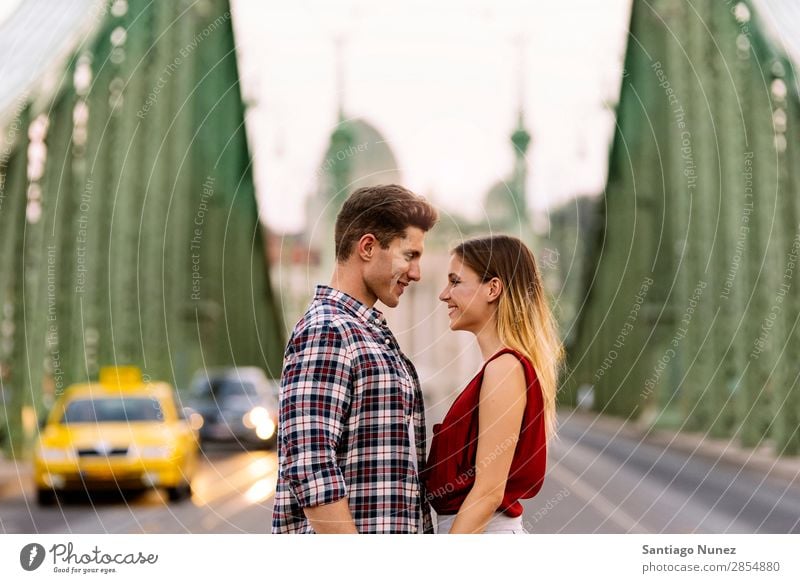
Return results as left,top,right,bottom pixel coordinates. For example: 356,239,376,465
421,348,547,517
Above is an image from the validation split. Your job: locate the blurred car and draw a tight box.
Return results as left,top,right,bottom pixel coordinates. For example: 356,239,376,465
187,367,279,449
34,366,199,506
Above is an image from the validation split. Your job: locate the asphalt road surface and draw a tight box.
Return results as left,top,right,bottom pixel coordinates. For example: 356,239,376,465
1,415,798,534
521,414,800,534
0,443,277,534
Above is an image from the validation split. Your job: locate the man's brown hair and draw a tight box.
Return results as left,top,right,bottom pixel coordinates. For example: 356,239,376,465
334,184,439,261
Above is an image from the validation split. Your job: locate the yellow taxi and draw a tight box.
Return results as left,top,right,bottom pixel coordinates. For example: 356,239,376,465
34,366,199,505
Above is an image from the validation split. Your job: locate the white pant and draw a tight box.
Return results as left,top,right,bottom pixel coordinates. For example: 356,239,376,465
436,512,527,534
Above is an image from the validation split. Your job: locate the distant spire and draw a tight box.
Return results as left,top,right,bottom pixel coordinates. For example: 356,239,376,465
329,35,354,209
334,35,346,121
515,33,526,122
510,34,531,226
511,34,531,155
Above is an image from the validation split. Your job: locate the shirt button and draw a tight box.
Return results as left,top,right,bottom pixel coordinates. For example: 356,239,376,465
384,338,391,346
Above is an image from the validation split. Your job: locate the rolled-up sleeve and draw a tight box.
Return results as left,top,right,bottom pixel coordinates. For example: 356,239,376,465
279,322,352,508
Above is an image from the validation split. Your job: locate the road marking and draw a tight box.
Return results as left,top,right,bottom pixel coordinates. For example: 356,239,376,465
96,453,277,533
244,476,277,504
192,454,276,507
200,469,278,531
549,459,649,533
193,454,278,531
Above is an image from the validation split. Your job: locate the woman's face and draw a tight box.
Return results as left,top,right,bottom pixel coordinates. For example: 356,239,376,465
438,253,496,333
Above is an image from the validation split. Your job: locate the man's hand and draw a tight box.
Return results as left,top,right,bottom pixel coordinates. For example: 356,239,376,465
303,498,359,533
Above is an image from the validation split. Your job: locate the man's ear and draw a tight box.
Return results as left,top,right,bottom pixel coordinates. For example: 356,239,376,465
487,277,503,303
357,234,377,261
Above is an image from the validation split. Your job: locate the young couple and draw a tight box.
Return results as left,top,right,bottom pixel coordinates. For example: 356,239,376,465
271,184,562,534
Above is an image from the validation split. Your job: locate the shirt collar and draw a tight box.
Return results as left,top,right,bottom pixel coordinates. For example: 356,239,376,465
314,285,387,328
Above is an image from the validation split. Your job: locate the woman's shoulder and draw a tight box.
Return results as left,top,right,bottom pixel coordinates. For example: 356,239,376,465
485,348,528,371
480,353,527,408
483,351,526,382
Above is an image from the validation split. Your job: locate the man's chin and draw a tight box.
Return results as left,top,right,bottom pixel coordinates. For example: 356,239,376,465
378,293,400,308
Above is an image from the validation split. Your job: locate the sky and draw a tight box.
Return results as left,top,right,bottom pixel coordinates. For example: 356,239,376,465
0,0,633,234
0,1,18,23
232,0,632,233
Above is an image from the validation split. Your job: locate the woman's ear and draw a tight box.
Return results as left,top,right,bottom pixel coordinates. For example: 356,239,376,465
487,277,503,303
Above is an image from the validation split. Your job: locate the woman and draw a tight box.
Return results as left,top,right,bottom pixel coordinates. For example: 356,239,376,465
422,235,563,534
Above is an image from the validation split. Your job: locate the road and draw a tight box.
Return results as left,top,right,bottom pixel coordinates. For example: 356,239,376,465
0,443,277,534
522,413,800,534
1,415,798,534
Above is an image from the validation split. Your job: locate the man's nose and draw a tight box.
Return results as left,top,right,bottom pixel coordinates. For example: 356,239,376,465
408,261,421,282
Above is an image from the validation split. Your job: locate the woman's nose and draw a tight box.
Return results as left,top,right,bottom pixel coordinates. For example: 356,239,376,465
438,287,449,302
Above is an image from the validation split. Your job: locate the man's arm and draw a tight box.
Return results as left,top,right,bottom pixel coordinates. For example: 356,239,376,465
279,322,356,532
304,498,358,534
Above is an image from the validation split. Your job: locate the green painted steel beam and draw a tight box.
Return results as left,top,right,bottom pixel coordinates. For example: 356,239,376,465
0,0,284,455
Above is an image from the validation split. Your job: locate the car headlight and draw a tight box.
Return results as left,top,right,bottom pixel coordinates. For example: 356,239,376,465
189,412,204,431
255,419,276,440
128,444,174,459
37,446,74,461
243,406,270,429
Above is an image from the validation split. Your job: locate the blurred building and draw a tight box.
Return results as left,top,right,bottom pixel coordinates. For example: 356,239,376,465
271,68,544,408
306,116,403,278
479,110,534,241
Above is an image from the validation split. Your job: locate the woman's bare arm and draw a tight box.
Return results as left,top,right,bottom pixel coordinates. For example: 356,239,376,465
448,354,527,534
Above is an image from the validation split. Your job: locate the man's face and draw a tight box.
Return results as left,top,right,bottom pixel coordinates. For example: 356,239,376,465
364,227,425,308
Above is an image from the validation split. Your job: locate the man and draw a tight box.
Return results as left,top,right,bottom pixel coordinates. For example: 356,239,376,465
271,184,439,534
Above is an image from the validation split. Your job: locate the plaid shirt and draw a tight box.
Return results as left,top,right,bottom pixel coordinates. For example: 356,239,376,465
271,285,433,534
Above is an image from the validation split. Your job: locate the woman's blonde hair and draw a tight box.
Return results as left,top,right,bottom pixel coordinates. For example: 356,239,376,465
454,235,563,441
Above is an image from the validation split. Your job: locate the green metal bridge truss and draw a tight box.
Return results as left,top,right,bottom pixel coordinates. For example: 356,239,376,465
565,0,800,456
0,0,284,456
